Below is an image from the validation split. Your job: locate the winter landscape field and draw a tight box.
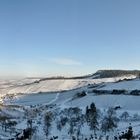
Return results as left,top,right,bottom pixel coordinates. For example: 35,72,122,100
1,0,140,140
0,70,140,140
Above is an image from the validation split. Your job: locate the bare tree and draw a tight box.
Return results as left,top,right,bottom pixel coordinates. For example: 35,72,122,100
101,108,119,134
44,111,53,137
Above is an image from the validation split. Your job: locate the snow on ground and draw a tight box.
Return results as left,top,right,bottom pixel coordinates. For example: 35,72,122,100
1,75,140,140
0,75,136,96
65,94,140,111
100,78,140,90
7,93,58,106
2,77,140,110
0,78,40,88
7,85,140,111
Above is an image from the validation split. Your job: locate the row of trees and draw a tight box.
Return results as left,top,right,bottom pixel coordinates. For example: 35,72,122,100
44,103,120,139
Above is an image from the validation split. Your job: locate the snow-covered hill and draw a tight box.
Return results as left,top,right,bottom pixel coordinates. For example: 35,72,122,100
100,78,140,90
0,75,137,96
1,72,140,140
92,70,140,79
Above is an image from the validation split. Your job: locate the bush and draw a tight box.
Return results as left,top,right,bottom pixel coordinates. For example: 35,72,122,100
130,90,140,96
111,90,126,95
76,91,87,97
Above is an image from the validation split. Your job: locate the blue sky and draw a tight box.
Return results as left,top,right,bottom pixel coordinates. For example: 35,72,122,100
0,0,140,77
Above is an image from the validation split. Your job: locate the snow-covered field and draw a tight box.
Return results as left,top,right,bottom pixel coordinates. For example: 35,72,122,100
65,94,140,110
8,93,58,106
0,75,140,140
100,78,140,90
0,75,136,95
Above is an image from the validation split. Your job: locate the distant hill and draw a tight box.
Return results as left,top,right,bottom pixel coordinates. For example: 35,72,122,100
28,70,140,81
92,70,140,79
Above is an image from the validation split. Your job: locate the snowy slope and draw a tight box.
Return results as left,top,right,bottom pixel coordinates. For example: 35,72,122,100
0,75,136,96
65,94,140,111
100,78,140,90
1,75,140,140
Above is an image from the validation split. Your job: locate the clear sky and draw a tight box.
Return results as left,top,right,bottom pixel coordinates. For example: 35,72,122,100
0,0,140,78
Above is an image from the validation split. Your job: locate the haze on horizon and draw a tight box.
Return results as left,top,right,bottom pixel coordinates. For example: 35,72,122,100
0,0,140,78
